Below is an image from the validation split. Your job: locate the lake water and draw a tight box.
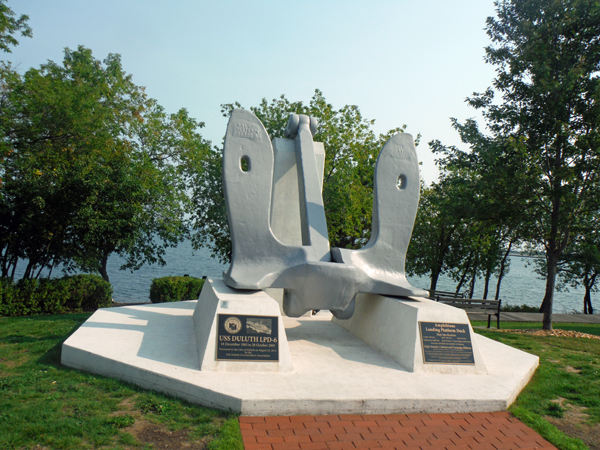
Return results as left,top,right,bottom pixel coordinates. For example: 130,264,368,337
408,256,592,313
12,241,596,313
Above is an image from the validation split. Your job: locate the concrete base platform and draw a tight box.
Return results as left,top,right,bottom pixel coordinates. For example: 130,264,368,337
62,300,539,416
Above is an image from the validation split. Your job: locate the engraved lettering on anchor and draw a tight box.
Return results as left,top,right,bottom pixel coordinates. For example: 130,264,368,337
234,123,260,139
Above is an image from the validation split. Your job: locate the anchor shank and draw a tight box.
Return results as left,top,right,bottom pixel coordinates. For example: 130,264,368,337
295,115,331,262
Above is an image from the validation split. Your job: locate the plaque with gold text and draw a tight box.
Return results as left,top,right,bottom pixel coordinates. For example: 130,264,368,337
216,314,278,361
419,322,475,365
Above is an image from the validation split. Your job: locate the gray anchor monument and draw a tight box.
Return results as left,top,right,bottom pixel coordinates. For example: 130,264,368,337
62,109,539,415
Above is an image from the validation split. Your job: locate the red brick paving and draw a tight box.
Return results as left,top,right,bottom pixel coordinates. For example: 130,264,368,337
240,412,557,450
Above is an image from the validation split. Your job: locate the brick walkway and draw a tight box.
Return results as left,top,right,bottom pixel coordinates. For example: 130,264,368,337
239,412,557,450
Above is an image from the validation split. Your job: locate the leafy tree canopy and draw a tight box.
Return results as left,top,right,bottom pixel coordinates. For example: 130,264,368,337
432,0,600,328
0,46,211,281
0,0,31,53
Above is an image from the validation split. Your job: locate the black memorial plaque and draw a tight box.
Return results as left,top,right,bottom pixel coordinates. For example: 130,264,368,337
419,322,475,365
216,314,279,361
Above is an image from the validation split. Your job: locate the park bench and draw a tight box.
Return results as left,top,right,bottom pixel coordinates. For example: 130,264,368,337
435,296,502,329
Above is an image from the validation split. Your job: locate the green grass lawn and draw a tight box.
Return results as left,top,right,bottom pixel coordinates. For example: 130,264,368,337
2,314,600,450
474,322,600,450
0,314,243,450
472,319,600,336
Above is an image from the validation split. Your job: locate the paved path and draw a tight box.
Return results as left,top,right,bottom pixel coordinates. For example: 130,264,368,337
469,312,600,323
240,412,557,450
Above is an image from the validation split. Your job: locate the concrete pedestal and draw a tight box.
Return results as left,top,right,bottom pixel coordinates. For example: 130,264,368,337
193,279,293,372
61,279,539,416
333,293,487,374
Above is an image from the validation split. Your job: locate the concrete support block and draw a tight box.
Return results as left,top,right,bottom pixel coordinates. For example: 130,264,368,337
193,279,293,372
333,294,488,374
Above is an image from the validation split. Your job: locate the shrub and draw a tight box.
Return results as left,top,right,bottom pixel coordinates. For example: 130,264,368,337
66,274,113,311
0,278,25,316
0,274,112,317
501,304,539,313
149,276,204,303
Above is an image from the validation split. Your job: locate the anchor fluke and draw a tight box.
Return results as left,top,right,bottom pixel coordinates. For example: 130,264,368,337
221,109,425,318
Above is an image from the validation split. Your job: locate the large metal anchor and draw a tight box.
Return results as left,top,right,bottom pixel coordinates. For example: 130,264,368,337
222,109,427,318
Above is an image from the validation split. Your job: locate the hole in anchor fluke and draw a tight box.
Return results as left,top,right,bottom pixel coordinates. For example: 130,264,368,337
397,174,407,190
241,155,250,172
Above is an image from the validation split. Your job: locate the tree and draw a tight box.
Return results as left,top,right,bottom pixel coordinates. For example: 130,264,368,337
406,171,517,299
553,215,600,314
447,222,511,300
406,181,469,293
190,90,414,263
0,46,210,281
409,127,526,299
0,0,31,53
435,0,600,329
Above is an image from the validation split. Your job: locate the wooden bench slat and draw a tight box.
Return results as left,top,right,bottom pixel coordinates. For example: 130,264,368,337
434,296,502,329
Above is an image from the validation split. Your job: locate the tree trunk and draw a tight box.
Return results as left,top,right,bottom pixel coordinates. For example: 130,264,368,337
23,260,35,279
34,264,45,279
539,180,570,330
495,241,512,300
468,272,476,299
540,251,560,330
584,272,596,315
99,252,110,283
483,267,492,300
4,243,20,279
0,251,7,278
9,254,18,280
455,253,473,294
429,269,440,292
584,287,591,314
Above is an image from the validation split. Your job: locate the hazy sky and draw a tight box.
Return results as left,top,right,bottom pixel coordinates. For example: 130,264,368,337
8,0,499,184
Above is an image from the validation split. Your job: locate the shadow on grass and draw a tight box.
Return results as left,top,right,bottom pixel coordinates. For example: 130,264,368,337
37,340,64,366
1,312,91,323
0,334,63,344
35,317,90,367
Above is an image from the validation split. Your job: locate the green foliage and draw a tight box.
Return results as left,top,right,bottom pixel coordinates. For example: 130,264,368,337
0,274,112,316
149,276,204,303
191,89,414,262
552,229,600,314
0,0,32,53
0,45,211,282
0,313,240,449
431,0,600,326
407,181,469,292
407,178,516,298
